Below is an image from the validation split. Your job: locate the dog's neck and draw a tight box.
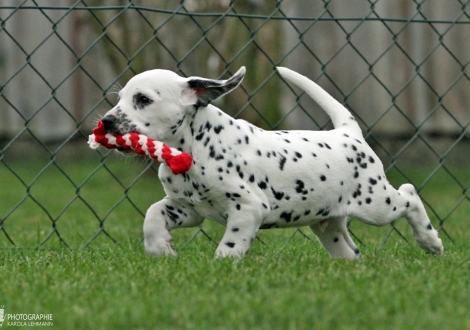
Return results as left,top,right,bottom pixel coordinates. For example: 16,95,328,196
164,104,234,156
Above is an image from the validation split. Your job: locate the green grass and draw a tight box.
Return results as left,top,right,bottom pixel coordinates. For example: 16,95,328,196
1,156,469,329
1,243,470,329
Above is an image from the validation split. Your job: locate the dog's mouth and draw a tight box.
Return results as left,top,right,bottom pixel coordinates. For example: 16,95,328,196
104,125,140,138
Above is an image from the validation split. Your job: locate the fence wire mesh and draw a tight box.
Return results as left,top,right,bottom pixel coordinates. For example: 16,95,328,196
0,0,469,250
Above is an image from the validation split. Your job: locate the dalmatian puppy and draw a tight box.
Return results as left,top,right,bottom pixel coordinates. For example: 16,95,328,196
101,66,444,258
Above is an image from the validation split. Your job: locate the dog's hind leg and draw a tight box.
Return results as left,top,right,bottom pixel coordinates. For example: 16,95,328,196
144,197,204,257
398,184,444,254
310,216,361,259
351,183,443,254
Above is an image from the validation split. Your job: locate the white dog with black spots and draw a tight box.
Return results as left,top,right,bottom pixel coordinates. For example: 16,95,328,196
100,66,443,258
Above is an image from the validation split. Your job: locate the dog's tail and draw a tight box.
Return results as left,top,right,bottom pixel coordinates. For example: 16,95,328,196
277,67,362,136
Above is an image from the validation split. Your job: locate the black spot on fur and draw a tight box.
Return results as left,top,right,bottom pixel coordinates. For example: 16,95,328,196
271,187,284,200
195,132,204,141
295,180,305,193
225,242,235,248
320,175,326,181
209,146,215,158
165,206,180,223
280,211,293,222
369,178,378,185
260,223,277,229
279,156,287,171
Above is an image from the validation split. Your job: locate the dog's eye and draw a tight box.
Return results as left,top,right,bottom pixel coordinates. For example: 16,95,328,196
139,96,151,104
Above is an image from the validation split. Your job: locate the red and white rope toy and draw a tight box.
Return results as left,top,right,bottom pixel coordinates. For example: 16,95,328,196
88,120,192,175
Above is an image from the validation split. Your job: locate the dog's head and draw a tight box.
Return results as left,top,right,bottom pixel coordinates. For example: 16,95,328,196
101,67,246,141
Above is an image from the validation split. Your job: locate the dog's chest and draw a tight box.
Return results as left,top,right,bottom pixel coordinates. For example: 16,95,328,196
159,166,229,223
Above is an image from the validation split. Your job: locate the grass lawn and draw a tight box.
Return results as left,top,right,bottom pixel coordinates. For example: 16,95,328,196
0,154,469,329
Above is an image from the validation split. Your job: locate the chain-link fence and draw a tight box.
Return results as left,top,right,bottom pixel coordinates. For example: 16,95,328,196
1,1,469,250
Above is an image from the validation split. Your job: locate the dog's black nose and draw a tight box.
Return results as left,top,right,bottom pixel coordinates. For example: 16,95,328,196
102,115,117,131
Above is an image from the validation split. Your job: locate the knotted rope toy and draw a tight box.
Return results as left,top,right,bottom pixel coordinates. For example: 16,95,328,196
88,120,192,175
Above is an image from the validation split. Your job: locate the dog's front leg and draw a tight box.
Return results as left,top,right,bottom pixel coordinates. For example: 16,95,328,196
215,204,264,258
144,197,204,257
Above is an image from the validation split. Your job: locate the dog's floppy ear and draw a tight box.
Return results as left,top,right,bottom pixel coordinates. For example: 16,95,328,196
180,67,246,107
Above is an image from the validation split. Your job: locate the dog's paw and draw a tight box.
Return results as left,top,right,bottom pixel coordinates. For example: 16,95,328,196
412,226,444,255
214,245,246,259
145,238,178,257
